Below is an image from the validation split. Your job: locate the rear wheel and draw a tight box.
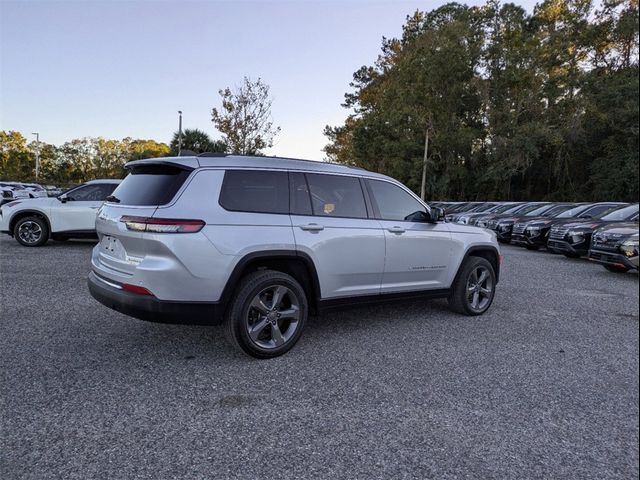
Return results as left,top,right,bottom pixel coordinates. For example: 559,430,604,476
448,257,496,316
14,216,49,247
604,264,630,273
224,270,308,358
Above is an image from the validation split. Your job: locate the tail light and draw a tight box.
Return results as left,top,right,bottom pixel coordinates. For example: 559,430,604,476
120,216,205,233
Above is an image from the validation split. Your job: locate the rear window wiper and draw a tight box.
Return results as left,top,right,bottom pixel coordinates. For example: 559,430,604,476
105,195,120,203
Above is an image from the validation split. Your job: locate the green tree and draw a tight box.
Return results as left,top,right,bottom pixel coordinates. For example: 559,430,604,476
211,77,280,155
0,131,34,180
169,129,226,155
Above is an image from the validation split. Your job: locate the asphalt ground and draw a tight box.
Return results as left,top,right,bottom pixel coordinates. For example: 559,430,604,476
1,235,638,480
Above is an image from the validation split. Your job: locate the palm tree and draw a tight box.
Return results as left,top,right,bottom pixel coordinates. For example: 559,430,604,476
170,129,226,155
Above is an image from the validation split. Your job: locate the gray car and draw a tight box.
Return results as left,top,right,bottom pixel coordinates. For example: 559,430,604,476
88,154,501,358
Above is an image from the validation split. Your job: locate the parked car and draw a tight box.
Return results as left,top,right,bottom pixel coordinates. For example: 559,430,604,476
1,182,31,205
473,202,545,228
548,204,640,257
456,202,522,226
588,223,639,273
447,202,498,223
511,202,627,250
488,203,569,243
18,183,49,198
88,154,501,358
0,179,120,246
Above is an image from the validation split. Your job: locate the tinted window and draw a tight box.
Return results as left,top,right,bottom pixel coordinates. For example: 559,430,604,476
289,172,312,215
305,173,367,218
219,170,289,214
368,179,425,221
111,165,191,206
67,183,116,201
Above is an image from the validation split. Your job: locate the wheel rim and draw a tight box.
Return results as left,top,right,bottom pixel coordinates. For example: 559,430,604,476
466,266,494,312
246,285,301,349
18,221,42,244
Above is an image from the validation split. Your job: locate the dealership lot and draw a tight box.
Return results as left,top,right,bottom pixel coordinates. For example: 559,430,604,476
1,236,638,479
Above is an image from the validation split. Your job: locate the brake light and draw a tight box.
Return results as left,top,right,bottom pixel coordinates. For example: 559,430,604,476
120,216,205,233
122,283,154,296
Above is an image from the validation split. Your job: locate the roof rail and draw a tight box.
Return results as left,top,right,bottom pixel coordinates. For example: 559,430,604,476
197,152,229,157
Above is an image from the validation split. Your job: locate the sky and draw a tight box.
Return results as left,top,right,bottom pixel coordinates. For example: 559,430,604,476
1,0,538,160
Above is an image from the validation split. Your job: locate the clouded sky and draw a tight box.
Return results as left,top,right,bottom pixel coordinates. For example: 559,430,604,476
1,0,537,160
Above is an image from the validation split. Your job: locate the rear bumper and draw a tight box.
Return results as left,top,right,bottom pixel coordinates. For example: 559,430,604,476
589,249,639,270
88,271,223,325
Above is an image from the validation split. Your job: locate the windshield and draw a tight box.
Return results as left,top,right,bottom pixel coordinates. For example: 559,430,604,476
470,203,498,213
545,204,576,217
492,203,519,214
601,204,639,221
555,204,591,218
524,204,553,216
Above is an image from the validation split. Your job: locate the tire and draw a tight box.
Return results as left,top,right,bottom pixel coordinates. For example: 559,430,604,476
604,265,630,273
563,252,581,259
448,257,496,316
13,216,49,247
224,270,308,359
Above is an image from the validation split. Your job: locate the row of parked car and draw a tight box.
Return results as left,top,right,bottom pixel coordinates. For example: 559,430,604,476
0,181,65,205
434,201,640,274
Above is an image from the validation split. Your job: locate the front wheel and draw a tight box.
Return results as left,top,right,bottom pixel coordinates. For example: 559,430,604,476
448,257,496,315
224,270,308,358
14,216,49,247
604,264,630,273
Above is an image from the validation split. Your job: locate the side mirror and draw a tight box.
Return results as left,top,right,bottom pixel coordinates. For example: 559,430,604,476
429,207,445,223
58,194,69,203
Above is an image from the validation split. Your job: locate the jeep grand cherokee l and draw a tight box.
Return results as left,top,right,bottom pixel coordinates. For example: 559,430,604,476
548,204,639,258
88,155,501,358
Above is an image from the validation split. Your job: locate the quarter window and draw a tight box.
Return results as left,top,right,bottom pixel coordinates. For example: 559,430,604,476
368,179,426,221
305,173,368,219
219,170,289,214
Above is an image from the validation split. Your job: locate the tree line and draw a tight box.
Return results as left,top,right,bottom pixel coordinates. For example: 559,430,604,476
324,0,639,202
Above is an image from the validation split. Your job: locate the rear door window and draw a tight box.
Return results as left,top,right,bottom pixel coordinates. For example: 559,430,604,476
219,170,289,214
305,173,368,219
111,165,191,206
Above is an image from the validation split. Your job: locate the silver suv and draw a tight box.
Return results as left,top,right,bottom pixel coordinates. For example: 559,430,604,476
88,154,501,358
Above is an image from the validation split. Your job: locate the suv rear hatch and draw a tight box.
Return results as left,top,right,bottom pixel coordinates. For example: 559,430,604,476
94,161,194,279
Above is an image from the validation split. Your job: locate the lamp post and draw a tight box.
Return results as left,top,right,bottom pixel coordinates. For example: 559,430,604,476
177,111,183,156
32,132,40,181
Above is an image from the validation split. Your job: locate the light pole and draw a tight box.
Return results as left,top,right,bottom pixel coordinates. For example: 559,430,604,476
177,111,183,156
32,132,40,181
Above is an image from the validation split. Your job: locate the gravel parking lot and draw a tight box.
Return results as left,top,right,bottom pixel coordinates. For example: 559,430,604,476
1,236,638,480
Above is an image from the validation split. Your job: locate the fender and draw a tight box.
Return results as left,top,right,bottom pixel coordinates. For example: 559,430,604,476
7,209,52,236
219,249,322,308
459,245,501,283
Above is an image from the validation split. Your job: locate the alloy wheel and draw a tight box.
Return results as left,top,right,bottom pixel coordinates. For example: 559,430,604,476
466,266,494,313
18,221,43,245
246,285,301,349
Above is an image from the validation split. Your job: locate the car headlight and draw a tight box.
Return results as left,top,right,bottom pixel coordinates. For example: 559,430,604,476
498,223,510,232
621,238,639,257
527,226,540,233
568,230,585,243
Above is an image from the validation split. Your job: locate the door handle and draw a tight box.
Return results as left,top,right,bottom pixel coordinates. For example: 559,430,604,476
300,223,324,232
387,226,405,234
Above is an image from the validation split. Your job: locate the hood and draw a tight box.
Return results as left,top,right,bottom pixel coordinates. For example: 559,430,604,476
4,197,59,209
595,223,639,236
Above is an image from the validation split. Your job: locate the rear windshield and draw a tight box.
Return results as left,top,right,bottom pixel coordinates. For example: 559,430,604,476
110,165,191,206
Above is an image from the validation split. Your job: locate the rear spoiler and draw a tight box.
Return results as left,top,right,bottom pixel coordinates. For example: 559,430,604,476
124,157,200,171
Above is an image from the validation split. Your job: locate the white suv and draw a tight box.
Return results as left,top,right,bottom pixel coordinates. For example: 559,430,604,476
88,155,501,358
0,179,120,246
